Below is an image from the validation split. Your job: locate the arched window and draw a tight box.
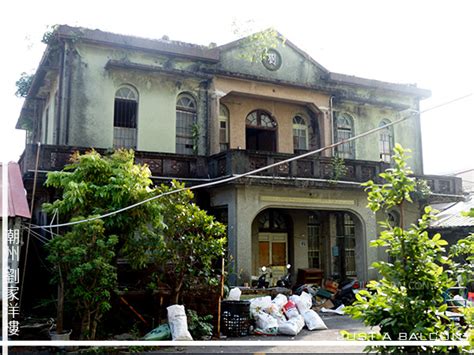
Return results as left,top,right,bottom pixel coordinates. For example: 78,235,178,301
219,104,229,152
257,209,288,231
334,113,354,159
113,85,138,149
246,110,277,152
176,93,197,155
293,115,308,151
379,119,393,163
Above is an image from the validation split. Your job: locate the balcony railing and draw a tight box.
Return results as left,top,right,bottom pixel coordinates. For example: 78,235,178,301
19,144,208,179
208,150,390,183
19,145,462,195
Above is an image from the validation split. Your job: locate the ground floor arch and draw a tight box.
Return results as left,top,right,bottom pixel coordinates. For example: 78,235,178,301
250,207,366,286
209,184,389,286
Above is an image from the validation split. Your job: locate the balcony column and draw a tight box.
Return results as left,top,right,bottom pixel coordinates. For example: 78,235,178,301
208,88,220,156
319,109,332,157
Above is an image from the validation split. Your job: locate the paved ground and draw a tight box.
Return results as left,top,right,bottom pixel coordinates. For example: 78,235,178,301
9,314,372,354
152,314,373,353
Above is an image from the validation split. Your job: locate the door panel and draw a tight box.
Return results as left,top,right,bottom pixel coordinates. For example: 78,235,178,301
271,242,286,266
257,233,288,285
259,241,270,266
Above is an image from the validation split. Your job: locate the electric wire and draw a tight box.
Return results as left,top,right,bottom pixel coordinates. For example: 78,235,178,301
29,93,472,230
22,226,50,245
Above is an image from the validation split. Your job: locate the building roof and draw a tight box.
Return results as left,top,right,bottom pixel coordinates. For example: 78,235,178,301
52,26,432,98
16,25,431,130
430,195,474,229
0,162,31,218
327,72,431,98
57,25,220,62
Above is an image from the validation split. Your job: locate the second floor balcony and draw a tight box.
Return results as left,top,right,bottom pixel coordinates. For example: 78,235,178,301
19,144,463,197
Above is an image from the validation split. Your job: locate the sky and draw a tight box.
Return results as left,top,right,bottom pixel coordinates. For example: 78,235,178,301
1,0,473,175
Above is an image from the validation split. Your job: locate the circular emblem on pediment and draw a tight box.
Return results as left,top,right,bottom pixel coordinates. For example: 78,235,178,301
262,49,282,71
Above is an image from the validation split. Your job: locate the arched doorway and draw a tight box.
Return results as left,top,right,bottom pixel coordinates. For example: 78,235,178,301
246,110,277,152
253,209,292,284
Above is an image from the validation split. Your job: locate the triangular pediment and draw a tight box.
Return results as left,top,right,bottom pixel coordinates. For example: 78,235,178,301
217,30,328,86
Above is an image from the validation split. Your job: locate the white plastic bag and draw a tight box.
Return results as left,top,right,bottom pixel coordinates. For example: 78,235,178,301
167,305,193,340
303,309,328,330
282,300,300,319
320,304,345,315
255,310,279,333
266,303,287,326
227,287,241,301
250,296,272,317
290,292,312,314
278,314,305,336
272,294,288,309
298,291,313,312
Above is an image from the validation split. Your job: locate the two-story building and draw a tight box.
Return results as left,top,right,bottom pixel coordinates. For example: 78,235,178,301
17,25,462,285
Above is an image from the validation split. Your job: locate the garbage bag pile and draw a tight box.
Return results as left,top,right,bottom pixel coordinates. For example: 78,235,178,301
249,291,327,336
245,278,360,336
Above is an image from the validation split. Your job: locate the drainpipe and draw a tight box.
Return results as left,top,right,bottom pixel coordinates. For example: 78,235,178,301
55,39,66,145
205,80,211,157
329,95,335,156
64,40,72,145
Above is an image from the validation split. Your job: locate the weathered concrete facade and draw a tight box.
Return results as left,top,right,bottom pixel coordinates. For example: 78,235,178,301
18,25,457,286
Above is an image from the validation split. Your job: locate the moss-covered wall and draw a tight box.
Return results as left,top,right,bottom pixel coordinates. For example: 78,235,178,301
334,101,423,174
218,40,322,86
57,39,424,170
67,43,207,153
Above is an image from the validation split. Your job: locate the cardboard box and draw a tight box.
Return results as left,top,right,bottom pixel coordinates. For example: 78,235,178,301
313,299,334,312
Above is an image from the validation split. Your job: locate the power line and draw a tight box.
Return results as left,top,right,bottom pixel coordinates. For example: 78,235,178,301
30,93,471,230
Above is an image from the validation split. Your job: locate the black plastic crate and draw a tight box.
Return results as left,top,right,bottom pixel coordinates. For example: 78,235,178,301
221,300,250,337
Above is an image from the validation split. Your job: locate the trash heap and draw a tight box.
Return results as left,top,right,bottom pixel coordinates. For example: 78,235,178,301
249,292,327,336
142,279,360,340
224,278,359,337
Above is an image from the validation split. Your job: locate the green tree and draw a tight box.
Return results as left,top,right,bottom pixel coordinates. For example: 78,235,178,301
43,149,160,338
450,208,474,348
343,144,463,353
125,180,227,304
47,219,118,339
43,149,161,245
15,72,34,97
231,20,284,63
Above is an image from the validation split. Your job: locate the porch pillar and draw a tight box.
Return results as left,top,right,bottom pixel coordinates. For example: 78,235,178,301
224,188,253,286
208,87,220,156
361,211,378,282
319,109,332,157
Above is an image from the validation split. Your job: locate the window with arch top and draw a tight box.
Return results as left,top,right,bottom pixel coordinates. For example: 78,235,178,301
176,93,197,155
293,115,308,151
379,119,394,163
246,110,277,128
113,85,138,149
334,113,354,159
246,110,277,152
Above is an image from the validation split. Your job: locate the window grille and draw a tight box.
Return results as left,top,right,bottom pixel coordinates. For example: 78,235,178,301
334,113,354,159
43,107,49,143
176,94,197,155
341,213,356,276
246,110,277,128
293,115,308,150
219,104,229,152
113,85,138,149
308,212,321,268
379,120,393,163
